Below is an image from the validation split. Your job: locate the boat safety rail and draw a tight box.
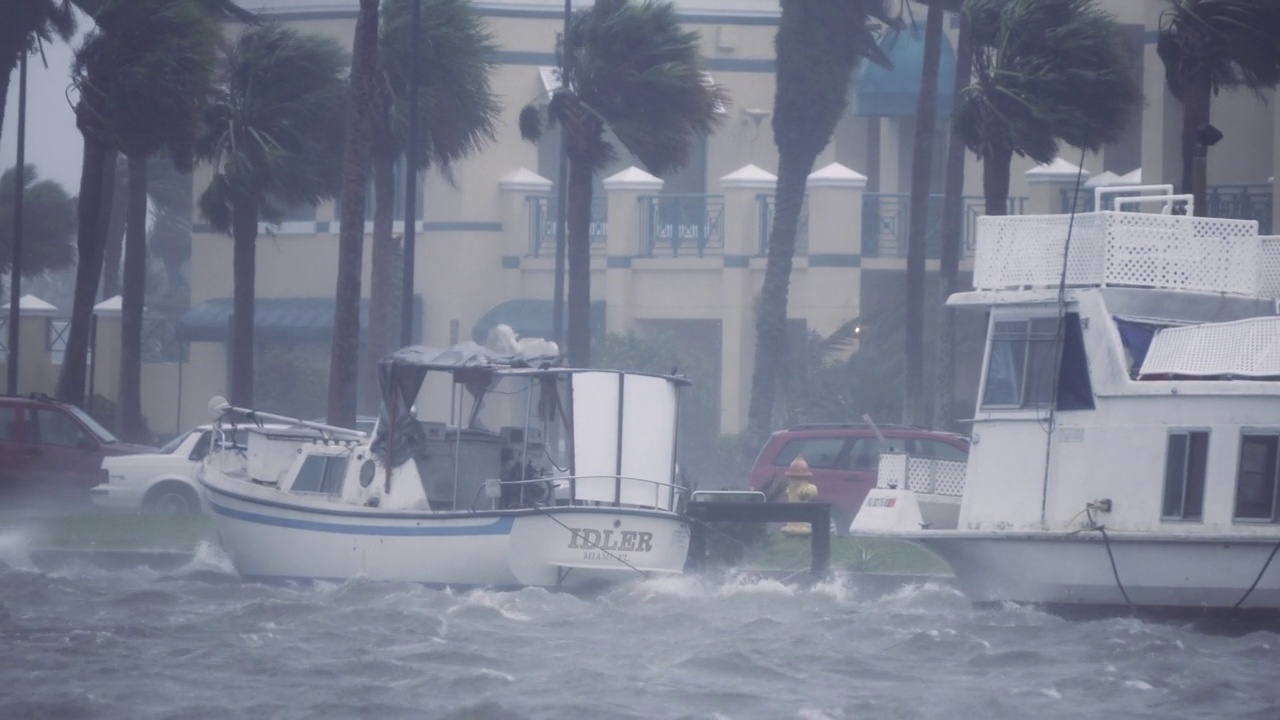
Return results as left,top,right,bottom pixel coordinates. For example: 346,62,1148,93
471,473,690,511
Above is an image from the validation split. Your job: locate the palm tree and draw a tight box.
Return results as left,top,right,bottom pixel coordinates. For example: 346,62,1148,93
0,165,77,291
0,0,76,149
954,0,1141,216
903,1,951,427
87,0,218,441
361,0,499,411
518,0,726,368
1157,0,1280,215
327,0,381,428
198,23,349,408
743,0,895,458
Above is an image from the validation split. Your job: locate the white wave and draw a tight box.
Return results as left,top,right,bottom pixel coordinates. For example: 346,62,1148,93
447,589,533,622
0,527,36,570
1123,679,1153,691
1039,687,1063,699
187,540,237,574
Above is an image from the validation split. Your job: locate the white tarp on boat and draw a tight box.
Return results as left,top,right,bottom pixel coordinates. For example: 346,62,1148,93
1139,316,1280,378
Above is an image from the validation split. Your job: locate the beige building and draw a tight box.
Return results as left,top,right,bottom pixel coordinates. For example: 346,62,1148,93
6,0,1277,438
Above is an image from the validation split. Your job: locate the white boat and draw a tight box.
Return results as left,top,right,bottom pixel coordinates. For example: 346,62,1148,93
197,343,692,591
852,186,1280,612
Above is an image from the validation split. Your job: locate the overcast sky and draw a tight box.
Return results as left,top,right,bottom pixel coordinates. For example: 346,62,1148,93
1,33,84,196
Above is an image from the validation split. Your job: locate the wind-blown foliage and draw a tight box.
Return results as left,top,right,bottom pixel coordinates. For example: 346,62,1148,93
1157,0,1280,213
362,0,499,411
743,0,896,461
954,0,1141,215
0,0,76,149
197,23,349,407
0,165,77,287
518,0,726,367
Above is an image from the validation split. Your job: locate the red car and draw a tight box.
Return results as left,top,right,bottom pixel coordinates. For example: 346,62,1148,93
749,422,969,532
0,394,157,510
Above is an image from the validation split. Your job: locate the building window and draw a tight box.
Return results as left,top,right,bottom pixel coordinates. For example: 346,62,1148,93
1235,435,1279,521
1162,431,1207,520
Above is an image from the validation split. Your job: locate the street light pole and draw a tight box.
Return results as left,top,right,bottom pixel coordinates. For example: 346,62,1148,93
6,51,28,394
552,0,571,347
399,0,422,346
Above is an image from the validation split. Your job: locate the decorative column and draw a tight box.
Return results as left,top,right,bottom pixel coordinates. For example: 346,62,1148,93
718,164,776,434
1026,158,1090,215
601,166,663,335
803,162,867,338
0,294,58,394
499,168,553,260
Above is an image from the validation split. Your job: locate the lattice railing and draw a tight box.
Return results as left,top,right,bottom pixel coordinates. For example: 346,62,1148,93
876,452,966,497
973,212,1271,297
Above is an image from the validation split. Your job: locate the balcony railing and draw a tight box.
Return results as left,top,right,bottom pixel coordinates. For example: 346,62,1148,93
863,193,1026,259
757,194,809,256
640,194,724,257
527,195,607,257
1207,184,1273,235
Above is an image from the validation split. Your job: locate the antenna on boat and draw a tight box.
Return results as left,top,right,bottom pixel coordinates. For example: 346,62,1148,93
1038,139,1091,527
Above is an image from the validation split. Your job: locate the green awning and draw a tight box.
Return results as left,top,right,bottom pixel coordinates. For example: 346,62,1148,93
853,26,956,118
471,299,604,344
176,297,369,342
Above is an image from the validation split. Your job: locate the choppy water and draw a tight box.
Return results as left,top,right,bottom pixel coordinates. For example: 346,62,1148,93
1,532,1278,720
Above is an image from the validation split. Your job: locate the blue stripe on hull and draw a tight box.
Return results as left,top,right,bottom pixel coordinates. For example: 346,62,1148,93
209,501,515,537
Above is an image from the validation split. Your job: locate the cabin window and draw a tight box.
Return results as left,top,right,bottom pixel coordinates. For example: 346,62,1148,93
981,314,1093,410
774,438,848,470
1235,435,1279,522
292,455,348,496
1162,431,1207,520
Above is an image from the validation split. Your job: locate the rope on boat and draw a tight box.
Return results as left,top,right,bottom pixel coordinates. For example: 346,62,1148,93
1233,539,1280,610
541,512,649,579
1086,505,1133,610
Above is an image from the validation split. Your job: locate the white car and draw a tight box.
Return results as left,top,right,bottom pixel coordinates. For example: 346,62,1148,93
92,424,257,514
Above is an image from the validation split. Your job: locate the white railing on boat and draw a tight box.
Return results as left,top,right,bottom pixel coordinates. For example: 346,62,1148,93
973,212,1275,298
474,474,689,512
876,452,966,497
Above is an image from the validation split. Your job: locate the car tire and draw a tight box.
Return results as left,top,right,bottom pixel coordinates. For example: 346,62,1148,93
145,483,200,515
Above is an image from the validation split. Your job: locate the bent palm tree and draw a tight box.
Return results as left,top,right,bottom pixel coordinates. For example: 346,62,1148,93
744,0,895,457
362,0,498,411
954,0,1141,216
0,0,76,149
518,0,725,367
1157,0,1280,215
198,23,348,407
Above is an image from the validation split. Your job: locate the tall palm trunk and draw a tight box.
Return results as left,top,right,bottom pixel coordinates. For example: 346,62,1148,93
230,195,258,406
982,143,1014,216
1180,71,1212,216
564,152,594,368
745,148,810,451
933,12,971,432
117,154,148,441
904,4,945,427
328,0,380,428
101,159,127,298
363,151,400,413
56,131,115,406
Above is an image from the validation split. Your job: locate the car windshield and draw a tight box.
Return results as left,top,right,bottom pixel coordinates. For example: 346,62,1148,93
159,430,193,455
67,405,119,443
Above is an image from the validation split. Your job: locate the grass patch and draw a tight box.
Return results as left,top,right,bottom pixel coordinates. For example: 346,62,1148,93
3,512,214,552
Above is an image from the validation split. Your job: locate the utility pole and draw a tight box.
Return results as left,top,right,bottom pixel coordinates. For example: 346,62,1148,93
552,0,571,346
400,0,422,346
6,52,28,394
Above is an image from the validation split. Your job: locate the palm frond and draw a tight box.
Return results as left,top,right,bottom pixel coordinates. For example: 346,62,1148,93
1157,0,1280,99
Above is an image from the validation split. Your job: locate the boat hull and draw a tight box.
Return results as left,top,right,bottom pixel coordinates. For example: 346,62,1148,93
886,531,1280,610
201,477,690,590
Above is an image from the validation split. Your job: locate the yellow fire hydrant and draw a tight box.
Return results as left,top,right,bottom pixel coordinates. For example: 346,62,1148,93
781,456,818,537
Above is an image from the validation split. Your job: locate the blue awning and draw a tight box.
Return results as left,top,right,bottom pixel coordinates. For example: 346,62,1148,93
176,297,369,342
853,26,956,118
